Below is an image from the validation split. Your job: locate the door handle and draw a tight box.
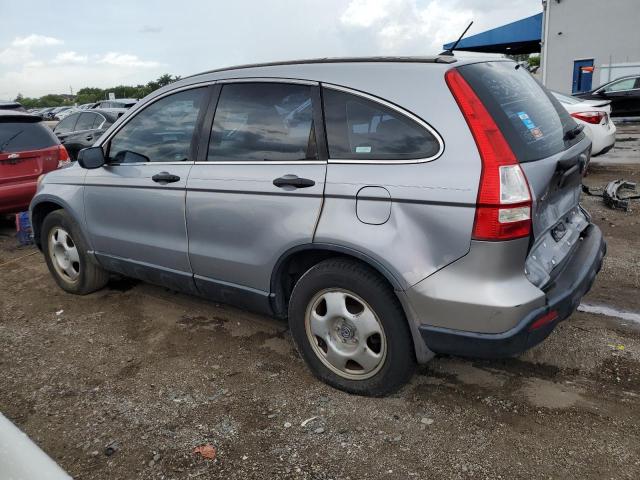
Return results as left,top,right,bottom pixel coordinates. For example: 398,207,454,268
85,135,93,141
152,172,181,184
273,174,315,188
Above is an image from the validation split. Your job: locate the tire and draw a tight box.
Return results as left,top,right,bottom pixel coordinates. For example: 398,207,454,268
288,258,416,396
41,209,109,295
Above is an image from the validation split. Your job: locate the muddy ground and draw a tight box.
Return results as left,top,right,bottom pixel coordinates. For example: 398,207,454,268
1,165,640,479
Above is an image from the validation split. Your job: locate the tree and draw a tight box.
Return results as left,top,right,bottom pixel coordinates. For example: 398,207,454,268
16,73,181,107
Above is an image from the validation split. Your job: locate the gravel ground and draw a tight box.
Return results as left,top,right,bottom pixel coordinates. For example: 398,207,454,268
1,166,640,480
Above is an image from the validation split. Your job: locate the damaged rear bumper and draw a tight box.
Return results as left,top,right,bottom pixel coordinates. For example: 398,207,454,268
418,224,606,358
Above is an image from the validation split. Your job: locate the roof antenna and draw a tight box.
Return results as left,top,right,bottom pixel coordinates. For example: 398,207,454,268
440,21,473,56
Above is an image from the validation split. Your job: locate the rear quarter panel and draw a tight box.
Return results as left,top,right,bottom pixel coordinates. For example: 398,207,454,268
309,64,481,289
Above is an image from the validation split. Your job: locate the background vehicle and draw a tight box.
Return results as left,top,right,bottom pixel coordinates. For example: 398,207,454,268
574,74,640,117
0,101,26,112
91,98,138,109
552,91,616,155
43,106,71,120
78,103,97,109
31,57,605,396
1,111,69,214
55,107,81,121
53,109,125,160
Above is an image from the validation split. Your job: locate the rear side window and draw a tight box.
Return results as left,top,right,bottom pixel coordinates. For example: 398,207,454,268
458,61,579,162
75,113,97,131
0,121,58,153
208,83,316,162
322,88,440,160
55,113,79,134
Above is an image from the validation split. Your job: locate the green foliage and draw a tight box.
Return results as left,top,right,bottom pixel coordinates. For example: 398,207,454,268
14,74,181,108
528,55,540,67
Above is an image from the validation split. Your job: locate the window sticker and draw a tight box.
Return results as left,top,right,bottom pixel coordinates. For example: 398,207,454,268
355,146,372,153
518,111,544,139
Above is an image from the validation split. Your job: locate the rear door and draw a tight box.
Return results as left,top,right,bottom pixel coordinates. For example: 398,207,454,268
458,61,592,288
185,81,326,311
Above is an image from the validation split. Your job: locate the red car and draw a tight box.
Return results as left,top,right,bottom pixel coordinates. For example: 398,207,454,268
0,110,70,215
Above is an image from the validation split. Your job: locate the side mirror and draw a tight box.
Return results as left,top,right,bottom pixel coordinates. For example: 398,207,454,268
596,90,607,97
77,146,105,169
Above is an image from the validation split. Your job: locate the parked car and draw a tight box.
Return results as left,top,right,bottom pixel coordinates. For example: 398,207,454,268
552,91,616,155
55,107,81,121
31,57,605,396
0,101,26,112
1,110,70,214
92,98,137,109
78,103,96,110
574,74,640,117
53,109,125,160
34,107,55,119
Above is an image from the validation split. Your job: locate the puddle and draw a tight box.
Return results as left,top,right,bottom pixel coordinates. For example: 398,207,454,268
578,303,640,324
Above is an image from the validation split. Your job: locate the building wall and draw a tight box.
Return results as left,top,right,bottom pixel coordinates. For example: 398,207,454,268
541,0,640,92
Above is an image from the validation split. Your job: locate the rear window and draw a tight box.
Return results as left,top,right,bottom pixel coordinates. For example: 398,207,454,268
0,121,58,153
458,61,580,162
323,88,440,160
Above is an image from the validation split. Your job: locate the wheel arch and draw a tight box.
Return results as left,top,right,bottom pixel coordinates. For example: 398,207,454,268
270,243,404,318
30,197,86,251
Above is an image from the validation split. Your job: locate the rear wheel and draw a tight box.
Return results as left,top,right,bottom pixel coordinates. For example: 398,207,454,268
42,210,109,294
288,258,415,396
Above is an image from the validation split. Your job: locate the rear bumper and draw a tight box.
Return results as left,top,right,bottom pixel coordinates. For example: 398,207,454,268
418,224,606,358
0,181,36,214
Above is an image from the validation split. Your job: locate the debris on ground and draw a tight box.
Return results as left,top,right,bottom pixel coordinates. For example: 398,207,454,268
193,444,217,460
583,180,640,211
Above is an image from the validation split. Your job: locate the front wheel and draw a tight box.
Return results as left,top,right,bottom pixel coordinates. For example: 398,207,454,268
288,258,415,396
41,209,109,294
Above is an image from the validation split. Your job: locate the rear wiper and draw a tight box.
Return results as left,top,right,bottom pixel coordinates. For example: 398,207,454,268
563,124,584,141
0,130,24,153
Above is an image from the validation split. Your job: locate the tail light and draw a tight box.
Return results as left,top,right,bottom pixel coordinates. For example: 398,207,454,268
56,145,71,168
571,111,606,124
445,68,532,241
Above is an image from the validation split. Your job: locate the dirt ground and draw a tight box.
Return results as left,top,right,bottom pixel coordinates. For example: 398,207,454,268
1,166,640,479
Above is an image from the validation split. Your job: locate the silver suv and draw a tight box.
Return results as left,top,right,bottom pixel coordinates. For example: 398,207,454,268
31,57,606,396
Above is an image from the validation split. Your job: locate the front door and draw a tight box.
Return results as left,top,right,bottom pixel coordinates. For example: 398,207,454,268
84,87,210,293
186,81,327,312
572,59,594,94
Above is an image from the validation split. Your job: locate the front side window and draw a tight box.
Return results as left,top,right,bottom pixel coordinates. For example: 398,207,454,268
54,113,79,134
604,78,637,92
208,83,316,162
323,88,440,160
108,88,206,163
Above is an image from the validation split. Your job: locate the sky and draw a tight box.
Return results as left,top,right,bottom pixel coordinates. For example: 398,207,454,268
0,0,541,99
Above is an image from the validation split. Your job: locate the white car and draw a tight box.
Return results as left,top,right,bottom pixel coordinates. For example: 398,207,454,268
552,91,616,156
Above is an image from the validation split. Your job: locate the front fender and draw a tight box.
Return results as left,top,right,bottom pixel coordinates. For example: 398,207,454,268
30,168,89,250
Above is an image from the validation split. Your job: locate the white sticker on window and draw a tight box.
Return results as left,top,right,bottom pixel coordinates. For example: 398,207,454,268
355,146,372,153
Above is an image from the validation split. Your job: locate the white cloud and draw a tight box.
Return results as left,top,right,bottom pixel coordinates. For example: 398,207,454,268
97,52,162,68
0,34,64,65
52,51,88,65
339,0,473,54
11,34,63,48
